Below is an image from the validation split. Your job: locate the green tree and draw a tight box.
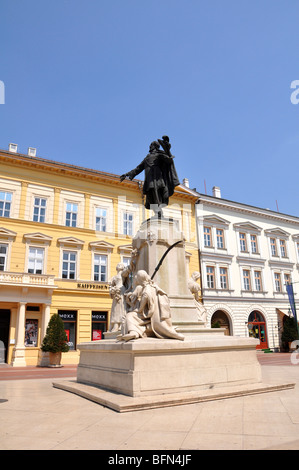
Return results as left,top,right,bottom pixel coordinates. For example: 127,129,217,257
41,314,69,353
281,316,299,345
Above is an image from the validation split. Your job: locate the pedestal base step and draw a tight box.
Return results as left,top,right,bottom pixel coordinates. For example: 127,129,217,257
53,379,295,413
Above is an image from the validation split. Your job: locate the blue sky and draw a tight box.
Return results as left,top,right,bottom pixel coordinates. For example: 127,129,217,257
1,0,299,216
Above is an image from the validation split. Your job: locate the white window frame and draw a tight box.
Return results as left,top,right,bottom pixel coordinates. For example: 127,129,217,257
242,269,251,291
62,250,77,280
27,246,45,274
219,266,228,289
93,253,108,282
59,190,85,228
266,229,290,261
204,226,212,247
33,197,47,223
123,211,134,236
95,207,107,232
0,243,8,271
206,265,215,289
283,272,292,292
279,239,287,258
239,233,247,253
121,256,131,267
0,191,12,218
216,228,225,249
274,272,282,292
65,202,78,227
250,234,258,254
254,270,262,292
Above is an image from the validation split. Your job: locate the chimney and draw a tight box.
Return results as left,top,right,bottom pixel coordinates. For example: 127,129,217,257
28,147,37,157
182,178,189,188
212,186,221,198
8,143,18,153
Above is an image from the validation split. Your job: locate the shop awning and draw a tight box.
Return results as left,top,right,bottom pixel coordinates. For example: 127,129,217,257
276,308,291,317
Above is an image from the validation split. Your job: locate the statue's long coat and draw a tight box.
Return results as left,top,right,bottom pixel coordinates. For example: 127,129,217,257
126,150,180,209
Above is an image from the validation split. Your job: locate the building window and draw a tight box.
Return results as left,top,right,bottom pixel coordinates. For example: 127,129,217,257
62,251,77,279
95,208,107,232
121,256,131,268
219,267,228,289
274,272,281,292
24,319,38,347
204,227,212,247
206,266,215,289
243,269,251,291
65,203,78,227
91,311,108,340
28,247,44,274
239,233,247,252
279,239,287,258
0,191,12,218
0,243,8,271
284,273,291,289
270,238,277,256
58,310,77,350
94,254,108,282
33,197,47,223
250,234,258,253
216,229,224,249
123,212,133,236
254,271,262,291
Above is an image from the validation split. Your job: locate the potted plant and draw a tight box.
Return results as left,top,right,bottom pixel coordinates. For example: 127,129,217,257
281,316,299,352
41,314,69,367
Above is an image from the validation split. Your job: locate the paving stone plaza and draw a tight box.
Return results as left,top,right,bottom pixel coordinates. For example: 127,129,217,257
1,353,299,451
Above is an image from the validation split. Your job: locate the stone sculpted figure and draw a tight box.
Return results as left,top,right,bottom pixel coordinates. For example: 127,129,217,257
188,271,208,324
117,270,184,342
188,271,202,302
108,263,127,332
120,136,180,217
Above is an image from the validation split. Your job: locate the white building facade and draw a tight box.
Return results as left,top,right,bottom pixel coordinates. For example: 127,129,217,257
195,188,299,351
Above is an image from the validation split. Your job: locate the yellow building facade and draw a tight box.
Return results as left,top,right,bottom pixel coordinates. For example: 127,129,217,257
0,146,200,366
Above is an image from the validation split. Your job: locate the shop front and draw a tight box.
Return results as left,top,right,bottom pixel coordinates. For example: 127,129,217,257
0,274,111,366
247,310,269,350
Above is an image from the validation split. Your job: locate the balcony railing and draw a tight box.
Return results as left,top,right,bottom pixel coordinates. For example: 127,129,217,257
0,271,56,287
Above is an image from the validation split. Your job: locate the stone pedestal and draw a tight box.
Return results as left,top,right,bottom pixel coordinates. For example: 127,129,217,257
132,217,203,333
53,336,295,412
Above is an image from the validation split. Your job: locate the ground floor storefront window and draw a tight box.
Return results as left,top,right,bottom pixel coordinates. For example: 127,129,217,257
92,311,107,340
58,310,77,350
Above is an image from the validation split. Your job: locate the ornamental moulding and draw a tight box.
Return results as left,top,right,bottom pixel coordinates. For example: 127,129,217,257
89,240,114,252
0,227,17,240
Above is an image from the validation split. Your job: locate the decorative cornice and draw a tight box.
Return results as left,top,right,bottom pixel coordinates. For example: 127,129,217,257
197,194,299,226
201,214,230,227
233,222,262,233
0,227,17,239
89,240,114,252
264,228,290,238
57,236,85,247
23,232,52,243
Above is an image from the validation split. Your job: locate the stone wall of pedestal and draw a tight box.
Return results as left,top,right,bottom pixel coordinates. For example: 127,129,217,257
76,336,262,398
132,217,203,333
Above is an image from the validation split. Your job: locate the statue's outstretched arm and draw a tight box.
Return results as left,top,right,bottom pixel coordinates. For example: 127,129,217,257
120,160,145,182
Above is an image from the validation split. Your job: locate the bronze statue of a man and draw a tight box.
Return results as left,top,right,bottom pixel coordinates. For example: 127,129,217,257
120,136,180,217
